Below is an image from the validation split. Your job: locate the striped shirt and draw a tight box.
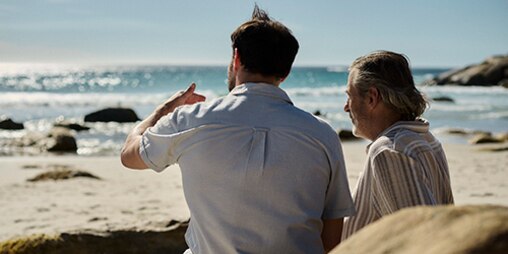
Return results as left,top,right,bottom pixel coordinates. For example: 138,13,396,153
342,120,454,239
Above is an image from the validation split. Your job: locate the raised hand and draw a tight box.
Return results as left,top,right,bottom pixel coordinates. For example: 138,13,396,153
156,83,206,116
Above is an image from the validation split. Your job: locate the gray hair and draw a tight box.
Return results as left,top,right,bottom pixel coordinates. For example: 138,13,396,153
350,50,428,120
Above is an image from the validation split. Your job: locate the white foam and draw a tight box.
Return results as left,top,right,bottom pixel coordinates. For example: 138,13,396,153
285,86,345,97
420,85,508,95
0,91,218,108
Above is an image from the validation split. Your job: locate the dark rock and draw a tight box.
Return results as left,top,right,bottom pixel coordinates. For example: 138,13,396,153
428,55,508,87
337,129,359,141
84,108,140,123
432,96,454,103
444,128,470,135
500,79,508,88
27,168,101,182
0,117,24,130
0,221,188,254
54,121,90,131
331,205,508,254
43,127,78,152
471,130,493,136
469,133,504,144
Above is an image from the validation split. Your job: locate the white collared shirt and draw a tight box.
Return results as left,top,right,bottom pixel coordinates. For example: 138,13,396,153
140,83,355,254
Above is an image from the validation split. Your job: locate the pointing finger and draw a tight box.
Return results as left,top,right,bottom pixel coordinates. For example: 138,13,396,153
184,83,196,95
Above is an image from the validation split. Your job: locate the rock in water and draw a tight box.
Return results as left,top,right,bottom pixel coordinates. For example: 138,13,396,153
331,205,508,254
336,129,359,141
469,133,503,144
54,121,90,131
432,96,455,103
0,117,24,130
43,127,78,152
84,108,140,123
428,55,508,87
500,79,508,88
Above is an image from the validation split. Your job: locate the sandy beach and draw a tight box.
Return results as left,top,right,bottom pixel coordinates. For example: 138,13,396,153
1,141,507,242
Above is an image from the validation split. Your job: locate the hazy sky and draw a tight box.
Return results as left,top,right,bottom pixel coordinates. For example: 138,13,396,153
1,0,507,67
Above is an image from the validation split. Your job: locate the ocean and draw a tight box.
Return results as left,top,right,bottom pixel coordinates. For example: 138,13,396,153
1,64,507,156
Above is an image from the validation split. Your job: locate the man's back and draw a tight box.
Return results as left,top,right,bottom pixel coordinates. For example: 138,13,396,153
140,83,355,253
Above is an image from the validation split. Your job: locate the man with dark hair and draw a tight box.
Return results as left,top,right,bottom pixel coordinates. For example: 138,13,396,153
121,6,355,253
341,50,454,239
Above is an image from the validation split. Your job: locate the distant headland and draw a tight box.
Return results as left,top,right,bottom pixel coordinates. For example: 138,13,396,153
426,55,508,87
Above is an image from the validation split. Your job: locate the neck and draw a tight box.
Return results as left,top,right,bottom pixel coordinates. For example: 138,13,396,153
236,70,281,87
366,107,402,141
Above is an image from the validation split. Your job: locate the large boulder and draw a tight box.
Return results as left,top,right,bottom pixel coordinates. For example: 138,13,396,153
337,129,360,141
500,79,508,88
84,108,140,123
41,127,78,153
428,55,508,87
0,221,188,254
54,121,90,132
0,117,24,130
469,133,504,144
27,168,101,182
331,205,508,254
432,96,454,103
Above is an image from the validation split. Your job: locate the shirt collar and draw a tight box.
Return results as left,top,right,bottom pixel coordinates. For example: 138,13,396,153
366,118,430,153
378,118,429,137
230,82,293,105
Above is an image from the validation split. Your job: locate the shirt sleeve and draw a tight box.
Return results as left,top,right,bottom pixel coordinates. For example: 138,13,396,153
139,112,183,172
370,149,436,215
322,137,356,219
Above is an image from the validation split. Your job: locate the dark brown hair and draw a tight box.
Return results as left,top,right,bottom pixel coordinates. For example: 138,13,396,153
230,5,299,78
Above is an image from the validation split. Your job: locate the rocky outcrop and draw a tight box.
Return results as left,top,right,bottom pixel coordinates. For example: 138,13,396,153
337,129,359,141
84,108,140,123
432,96,454,103
469,133,505,144
331,205,508,254
3,128,77,154
428,55,508,87
0,117,24,130
27,168,101,182
42,127,78,152
0,221,188,254
54,121,90,132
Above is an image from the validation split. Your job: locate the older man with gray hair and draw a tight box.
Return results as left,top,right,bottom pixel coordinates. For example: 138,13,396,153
341,50,454,239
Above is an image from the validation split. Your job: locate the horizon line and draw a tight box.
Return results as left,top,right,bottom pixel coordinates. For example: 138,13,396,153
0,61,456,70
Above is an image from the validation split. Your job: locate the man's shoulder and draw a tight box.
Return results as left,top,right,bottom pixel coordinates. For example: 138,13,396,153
175,94,234,117
369,128,437,160
287,109,340,143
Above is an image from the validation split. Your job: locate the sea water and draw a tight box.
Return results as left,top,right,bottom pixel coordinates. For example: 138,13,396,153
1,64,507,155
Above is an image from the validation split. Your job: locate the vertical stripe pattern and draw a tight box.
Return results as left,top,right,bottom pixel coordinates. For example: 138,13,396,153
342,120,454,239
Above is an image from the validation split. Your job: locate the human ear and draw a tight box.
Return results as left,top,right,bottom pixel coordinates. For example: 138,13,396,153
367,86,381,108
233,48,241,71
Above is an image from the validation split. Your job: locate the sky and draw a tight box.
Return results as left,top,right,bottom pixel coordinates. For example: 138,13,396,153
0,0,507,68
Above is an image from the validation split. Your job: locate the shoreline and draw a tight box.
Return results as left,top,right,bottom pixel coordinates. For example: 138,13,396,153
1,142,507,241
